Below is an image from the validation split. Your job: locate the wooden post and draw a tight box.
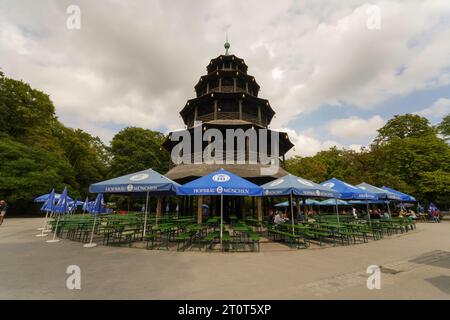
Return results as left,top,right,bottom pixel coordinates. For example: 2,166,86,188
156,197,162,218
252,197,256,218
258,106,262,124
214,100,218,120
197,196,203,224
257,197,263,222
239,100,243,120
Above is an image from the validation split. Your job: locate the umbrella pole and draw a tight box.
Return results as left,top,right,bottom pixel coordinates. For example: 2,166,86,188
366,193,372,225
46,214,61,243
290,192,295,235
335,198,340,225
83,214,98,248
387,202,391,217
220,195,223,249
143,191,149,239
36,211,51,237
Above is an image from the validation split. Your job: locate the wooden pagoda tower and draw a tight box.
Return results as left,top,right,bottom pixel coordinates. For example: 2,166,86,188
163,42,294,184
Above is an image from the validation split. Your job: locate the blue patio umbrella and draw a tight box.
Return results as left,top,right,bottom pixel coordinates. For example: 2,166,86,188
322,178,377,222
381,186,416,202
89,168,179,195
40,189,56,212
36,189,56,237
177,169,263,245
81,197,89,213
321,178,377,200
84,193,104,248
274,199,321,207
356,183,401,201
90,168,180,237
349,200,389,205
47,187,68,243
35,193,73,203
261,174,340,198
53,187,69,214
262,174,340,227
357,182,401,217
319,199,350,206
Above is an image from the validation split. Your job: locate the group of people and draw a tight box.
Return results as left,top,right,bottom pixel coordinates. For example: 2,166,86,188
266,204,440,224
0,200,8,226
267,209,291,225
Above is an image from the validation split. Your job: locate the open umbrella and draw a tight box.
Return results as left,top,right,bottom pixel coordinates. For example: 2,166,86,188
177,169,262,247
46,187,68,243
83,193,104,248
36,188,56,237
89,168,179,239
321,178,377,222
262,174,340,230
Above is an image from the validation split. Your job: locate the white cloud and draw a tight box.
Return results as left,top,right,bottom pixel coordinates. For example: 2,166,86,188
416,98,450,118
326,115,385,140
280,127,341,157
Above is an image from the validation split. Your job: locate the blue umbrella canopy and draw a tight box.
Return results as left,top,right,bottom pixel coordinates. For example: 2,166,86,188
274,199,321,207
89,168,179,194
381,186,416,202
321,178,377,200
91,193,105,214
82,197,89,211
35,192,73,203
356,183,402,200
177,169,263,196
41,189,56,212
261,174,340,198
53,187,69,214
319,199,351,206
349,199,389,205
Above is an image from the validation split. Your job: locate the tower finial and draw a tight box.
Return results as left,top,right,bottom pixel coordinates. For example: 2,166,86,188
224,32,230,55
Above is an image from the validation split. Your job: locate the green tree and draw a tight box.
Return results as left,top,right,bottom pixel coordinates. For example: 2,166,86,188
373,114,435,146
0,137,77,203
109,127,170,176
0,71,109,214
54,125,110,193
437,114,450,141
0,72,56,140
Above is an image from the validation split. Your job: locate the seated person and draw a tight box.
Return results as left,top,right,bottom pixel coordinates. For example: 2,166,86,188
352,207,358,219
274,212,285,225
407,209,417,219
431,211,440,223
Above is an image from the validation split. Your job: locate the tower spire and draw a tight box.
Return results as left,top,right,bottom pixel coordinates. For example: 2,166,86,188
224,32,230,55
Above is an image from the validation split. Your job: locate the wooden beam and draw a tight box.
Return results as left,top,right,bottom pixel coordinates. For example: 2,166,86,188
156,197,162,220
197,196,203,224
257,197,263,222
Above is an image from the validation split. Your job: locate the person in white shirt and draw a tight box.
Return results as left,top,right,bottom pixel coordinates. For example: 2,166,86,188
352,207,357,219
274,212,285,225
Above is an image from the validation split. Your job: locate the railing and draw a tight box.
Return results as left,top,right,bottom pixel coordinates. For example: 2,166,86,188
195,112,262,126
168,150,285,168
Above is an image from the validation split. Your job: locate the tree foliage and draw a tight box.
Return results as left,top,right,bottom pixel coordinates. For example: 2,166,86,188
438,114,450,141
109,127,170,177
0,72,110,214
286,114,450,209
373,114,435,146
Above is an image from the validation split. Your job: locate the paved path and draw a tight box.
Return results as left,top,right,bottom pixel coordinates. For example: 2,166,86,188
1,218,449,299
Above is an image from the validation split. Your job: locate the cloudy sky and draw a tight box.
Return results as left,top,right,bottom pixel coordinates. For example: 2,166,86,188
1,0,450,156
